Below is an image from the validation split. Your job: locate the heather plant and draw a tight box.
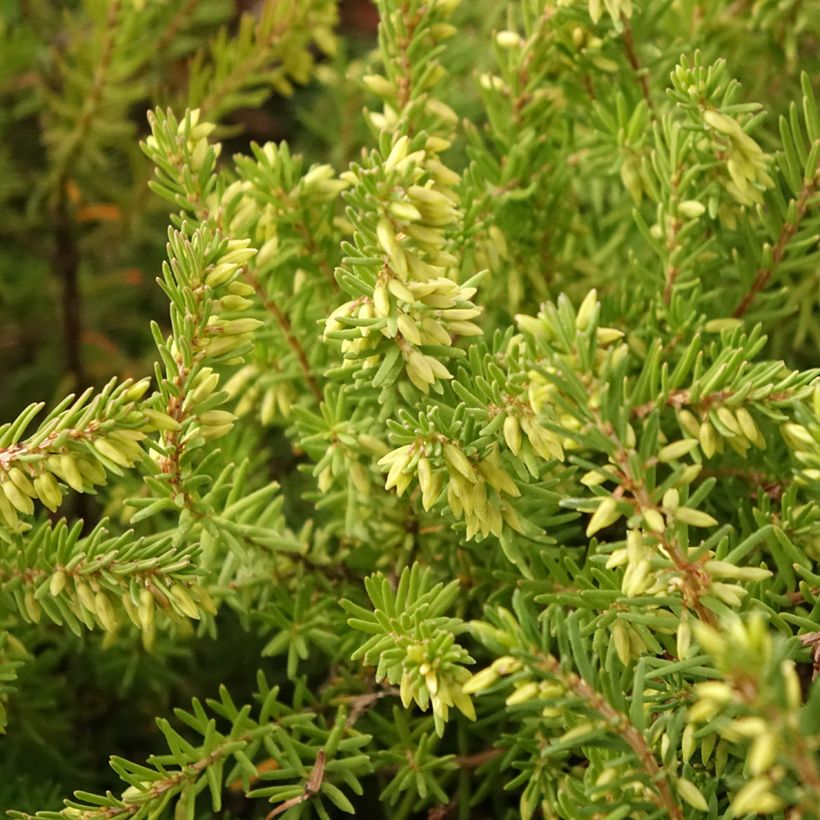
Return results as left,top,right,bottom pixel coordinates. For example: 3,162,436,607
1,1,819,818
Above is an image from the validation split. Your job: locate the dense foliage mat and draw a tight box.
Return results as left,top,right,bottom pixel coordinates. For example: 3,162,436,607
0,0,819,817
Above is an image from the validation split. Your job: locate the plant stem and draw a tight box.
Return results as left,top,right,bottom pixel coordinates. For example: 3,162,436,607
733,155,818,317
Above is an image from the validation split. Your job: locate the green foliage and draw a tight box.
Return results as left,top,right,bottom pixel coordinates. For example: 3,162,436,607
1,0,819,817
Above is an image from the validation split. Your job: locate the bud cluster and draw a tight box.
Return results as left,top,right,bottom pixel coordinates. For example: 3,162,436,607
153,227,264,465
676,402,766,460
669,56,773,214
327,134,482,394
783,385,820,485
326,0,482,396
224,363,298,425
6,517,216,651
0,378,180,529
378,438,522,541
688,615,806,816
585,0,633,27
398,637,476,735
701,108,774,207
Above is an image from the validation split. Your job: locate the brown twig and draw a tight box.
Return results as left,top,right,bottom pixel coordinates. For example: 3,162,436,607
453,748,502,769
196,13,293,119
621,17,654,113
48,0,122,389
631,387,793,419
53,197,84,388
265,750,326,819
155,0,201,58
539,653,684,820
663,169,683,305
244,268,323,403
733,159,819,317
611,447,717,626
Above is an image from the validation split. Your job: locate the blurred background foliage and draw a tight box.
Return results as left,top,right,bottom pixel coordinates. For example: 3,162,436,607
0,0,817,812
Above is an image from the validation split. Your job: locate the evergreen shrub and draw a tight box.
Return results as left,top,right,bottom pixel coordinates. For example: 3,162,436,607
1,0,819,817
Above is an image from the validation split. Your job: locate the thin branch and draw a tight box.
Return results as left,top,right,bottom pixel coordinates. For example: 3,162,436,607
663,169,683,304
611,446,717,626
621,17,654,113
52,197,84,388
48,0,123,389
155,0,202,59
195,10,294,120
265,750,326,819
244,267,323,403
631,387,794,419
733,156,819,317
539,653,684,820
453,748,502,769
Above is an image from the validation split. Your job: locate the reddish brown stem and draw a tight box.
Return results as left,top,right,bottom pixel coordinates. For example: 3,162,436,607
733,163,818,317
244,269,322,403
540,654,684,820
621,18,654,113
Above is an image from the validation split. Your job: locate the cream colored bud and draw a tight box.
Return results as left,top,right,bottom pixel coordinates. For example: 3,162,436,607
201,422,234,440
587,497,621,537
781,659,802,709
495,30,521,49
643,508,666,533
503,415,522,455
444,443,475,481
679,200,706,219
677,617,691,660
748,732,778,775
383,135,409,172
703,560,771,582
2,479,34,515
49,569,67,597
373,282,390,318
506,681,539,706
397,313,422,345
681,723,696,763
123,377,151,402
220,318,263,335
418,457,440,510
596,327,624,344
731,778,781,815
95,591,117,632
735,407,764,447
679,464,702,485
389,200,422,223
699,421,717,458
613,620,631,665
462,666,499,694
384,449,412,491
196,411,233,429
575,290,598,331
34,472,62,512
170,584,200,619
142,409,181,431
716,406,741,435
654,493,676,521
676,778,708,812
190,371,220,404
205,262,238,288
138,588,155,631
7,467,35,497
703,318,743,333
783,423,813,448
677,410,700,438
658,439,699,462
406,350,436,392
674,507,718,527
703,109,741,136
